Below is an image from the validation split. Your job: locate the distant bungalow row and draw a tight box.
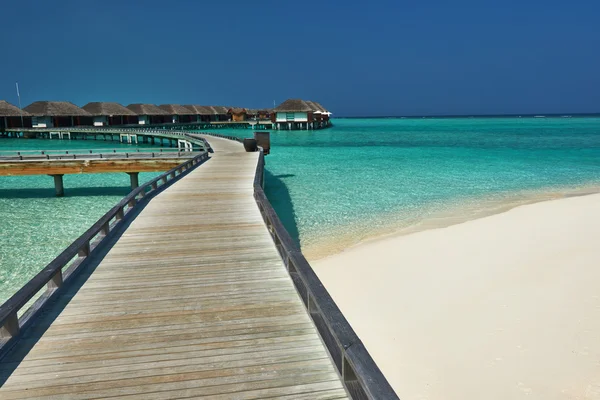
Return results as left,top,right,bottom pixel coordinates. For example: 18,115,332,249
0,99,331,131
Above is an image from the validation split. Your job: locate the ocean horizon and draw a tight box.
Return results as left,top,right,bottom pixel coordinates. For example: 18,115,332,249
1,116,600,302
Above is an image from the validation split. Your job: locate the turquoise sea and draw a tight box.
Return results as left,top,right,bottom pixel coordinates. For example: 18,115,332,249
0,139,163,303
1,117,600,303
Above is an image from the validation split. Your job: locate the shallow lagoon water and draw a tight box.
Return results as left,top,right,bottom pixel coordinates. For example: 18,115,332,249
209,117,600,257
1,117,600,302
0,139,163,303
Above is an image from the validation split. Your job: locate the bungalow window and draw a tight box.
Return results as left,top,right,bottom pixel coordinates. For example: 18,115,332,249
286,112,295,121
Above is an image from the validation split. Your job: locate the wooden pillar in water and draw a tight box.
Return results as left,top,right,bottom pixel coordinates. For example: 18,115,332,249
127,172,139,189
51,174,65,197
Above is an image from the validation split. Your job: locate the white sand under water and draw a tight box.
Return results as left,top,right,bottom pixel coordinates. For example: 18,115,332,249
312,193,600,400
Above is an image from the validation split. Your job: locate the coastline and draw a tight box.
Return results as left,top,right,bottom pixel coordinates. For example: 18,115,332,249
303,182,600,261
311,192,600,399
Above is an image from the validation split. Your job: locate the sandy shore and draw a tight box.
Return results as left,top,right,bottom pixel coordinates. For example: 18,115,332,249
312,193,600,400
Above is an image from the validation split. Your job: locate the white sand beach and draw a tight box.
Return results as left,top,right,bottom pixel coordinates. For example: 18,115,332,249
312,193,600,400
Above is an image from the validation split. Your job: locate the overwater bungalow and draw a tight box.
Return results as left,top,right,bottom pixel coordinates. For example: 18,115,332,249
257,109,272,120
272,99,314,130
126,104,168,125
306,101,331,129
183,105,213,123
82,102,138,126
228,108,247,122
210,106,230,121
158,104,195,124
24,101,92,128
0,100,32,130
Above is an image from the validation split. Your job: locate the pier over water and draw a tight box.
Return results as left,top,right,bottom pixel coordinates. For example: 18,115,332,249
0,134,397,399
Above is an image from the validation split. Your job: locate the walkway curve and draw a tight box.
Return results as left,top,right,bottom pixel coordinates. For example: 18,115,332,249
0,137,348,399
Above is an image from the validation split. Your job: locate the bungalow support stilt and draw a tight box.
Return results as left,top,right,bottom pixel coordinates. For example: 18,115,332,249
51,174,65,197
127,172,140,190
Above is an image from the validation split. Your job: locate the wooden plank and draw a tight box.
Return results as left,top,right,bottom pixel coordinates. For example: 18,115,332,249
0,138,348,399
0,158,192,176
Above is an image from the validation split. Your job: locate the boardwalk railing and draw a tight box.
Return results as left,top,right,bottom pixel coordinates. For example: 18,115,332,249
0,147,193,157
0,150,200,161
191,132,245,142
0,151,210,354
252,151,399,400
2,127,212,152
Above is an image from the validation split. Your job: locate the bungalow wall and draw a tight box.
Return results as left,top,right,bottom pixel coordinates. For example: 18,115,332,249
179,115,194,123
150,115,168,124
93,116,108,126
275,112,309,122
107,115,137,125
231,113,246,122
2,116,32,129
32,116,53,128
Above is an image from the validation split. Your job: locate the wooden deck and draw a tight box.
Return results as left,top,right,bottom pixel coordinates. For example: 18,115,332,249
0,153,199,176
0,136,348,399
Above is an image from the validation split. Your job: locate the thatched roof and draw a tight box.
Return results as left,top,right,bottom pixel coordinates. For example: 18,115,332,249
126,104,166,116
159,104,195,115
211,106,229,114
183,105,213,115
0,100,30,117
273,99,313,112
312,101,328,112
229,107,246,115
304,101,320,112
24,101,91,117
82,102,136,116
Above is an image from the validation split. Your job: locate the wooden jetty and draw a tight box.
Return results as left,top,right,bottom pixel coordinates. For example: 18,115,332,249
0,127,211,152
0,135,398,399
0,151,198,176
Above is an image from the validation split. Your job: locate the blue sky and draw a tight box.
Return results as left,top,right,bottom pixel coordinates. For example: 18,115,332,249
0,0,598,116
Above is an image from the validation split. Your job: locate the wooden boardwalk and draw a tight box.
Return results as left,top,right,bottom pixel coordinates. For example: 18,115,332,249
0,136,348,399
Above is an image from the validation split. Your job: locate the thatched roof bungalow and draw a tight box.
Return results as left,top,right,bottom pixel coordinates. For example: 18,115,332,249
305,100,331,123
24,101,92,128
126,104,168,125
184,104,213,122
159,105,195,123
0,100,32,129
82,102,137,126
272,99,313,130
183,105,214,123
272,99,331,130
209,106,229,121
228,107,247,122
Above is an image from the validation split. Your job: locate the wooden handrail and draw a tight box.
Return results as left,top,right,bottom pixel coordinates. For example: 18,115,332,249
194,132,244,143
1,127,212,153
0,151,199,161
252,150,399,400
0,151,210,350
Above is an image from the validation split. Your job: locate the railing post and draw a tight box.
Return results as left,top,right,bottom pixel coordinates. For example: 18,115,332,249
78,241,90,257
101,222,110,236
0,313,19,339
47,269,63,290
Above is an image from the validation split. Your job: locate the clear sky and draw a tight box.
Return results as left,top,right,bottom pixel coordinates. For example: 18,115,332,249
0,0,598,116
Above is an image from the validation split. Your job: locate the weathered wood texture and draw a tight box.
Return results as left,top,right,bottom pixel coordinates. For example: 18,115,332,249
0,137,348,399
0,157,196,176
